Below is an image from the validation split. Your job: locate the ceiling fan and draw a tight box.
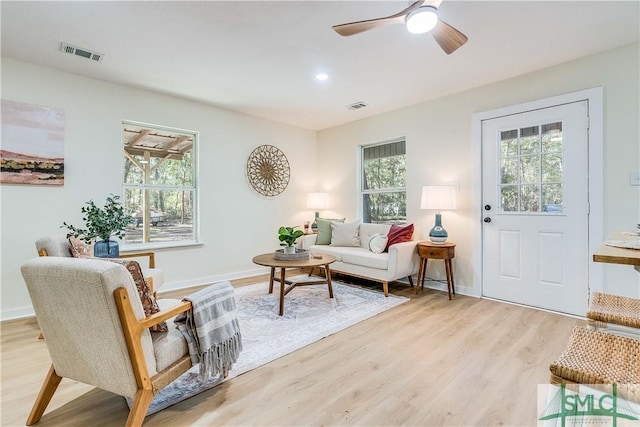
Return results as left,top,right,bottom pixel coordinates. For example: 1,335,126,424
332,0,468,55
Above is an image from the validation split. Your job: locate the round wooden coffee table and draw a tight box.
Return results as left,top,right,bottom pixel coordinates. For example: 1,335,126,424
252,253,336,316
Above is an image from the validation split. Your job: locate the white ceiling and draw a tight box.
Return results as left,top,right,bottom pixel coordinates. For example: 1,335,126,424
1,1,638,131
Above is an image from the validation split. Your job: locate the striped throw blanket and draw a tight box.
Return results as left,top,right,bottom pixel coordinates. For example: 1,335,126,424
175,280,242,381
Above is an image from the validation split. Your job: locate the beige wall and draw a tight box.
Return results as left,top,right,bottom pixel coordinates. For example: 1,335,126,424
317,42,640,299
1,58,318,319
2,43,638,319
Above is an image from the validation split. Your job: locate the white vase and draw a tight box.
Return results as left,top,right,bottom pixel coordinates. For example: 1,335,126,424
283,246,296,254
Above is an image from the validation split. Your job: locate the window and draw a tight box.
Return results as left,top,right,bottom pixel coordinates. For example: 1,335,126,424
360,139,406,224
499,122,563,213
122,121,197,246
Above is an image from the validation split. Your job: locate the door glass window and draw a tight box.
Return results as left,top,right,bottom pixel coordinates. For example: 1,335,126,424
499,122,563,213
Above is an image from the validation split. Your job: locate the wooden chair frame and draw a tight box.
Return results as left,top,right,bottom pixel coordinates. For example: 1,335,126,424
27,287,192,427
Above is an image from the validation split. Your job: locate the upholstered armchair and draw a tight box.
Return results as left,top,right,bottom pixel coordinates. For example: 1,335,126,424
21,257,192,427
35,234,164,292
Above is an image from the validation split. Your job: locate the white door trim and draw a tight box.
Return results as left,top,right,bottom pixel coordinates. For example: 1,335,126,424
471,87,604,301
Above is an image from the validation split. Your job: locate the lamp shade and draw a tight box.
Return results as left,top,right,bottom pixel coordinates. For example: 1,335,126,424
306,192,329,210
420,185,457,211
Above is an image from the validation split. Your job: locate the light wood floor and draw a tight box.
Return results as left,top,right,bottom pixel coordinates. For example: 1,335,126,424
1,273,583,426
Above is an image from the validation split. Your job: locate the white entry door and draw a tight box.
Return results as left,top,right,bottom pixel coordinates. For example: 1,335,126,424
482,101,589,316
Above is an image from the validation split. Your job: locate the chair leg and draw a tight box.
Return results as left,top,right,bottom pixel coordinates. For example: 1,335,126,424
126,388,154,427
407,275,414,288
27,364,63,426
382,281,389,297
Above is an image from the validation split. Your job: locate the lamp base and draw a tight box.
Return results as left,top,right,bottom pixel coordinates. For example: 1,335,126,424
311,211,320,230
429,213,448,244
429,236,447,244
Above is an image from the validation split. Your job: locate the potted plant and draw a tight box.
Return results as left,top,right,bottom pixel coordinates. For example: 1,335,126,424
278,226,304,254
62,194,132,258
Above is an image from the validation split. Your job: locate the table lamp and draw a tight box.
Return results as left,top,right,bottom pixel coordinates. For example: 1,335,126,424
420,185,457,243
306,192,329,230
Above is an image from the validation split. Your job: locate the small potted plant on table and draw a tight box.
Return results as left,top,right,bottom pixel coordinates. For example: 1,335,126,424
278,226,305,254
62,194,132,258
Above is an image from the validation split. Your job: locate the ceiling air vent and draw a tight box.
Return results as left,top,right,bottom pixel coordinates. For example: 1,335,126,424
346,101,368,111
60,42,104,62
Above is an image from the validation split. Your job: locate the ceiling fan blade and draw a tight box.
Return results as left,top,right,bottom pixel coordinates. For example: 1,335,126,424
332,0,425,37
424,0,444,8
431,19,468,55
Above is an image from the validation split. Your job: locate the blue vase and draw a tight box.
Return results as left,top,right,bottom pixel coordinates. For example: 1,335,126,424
94,239,119,258
429,213,448,243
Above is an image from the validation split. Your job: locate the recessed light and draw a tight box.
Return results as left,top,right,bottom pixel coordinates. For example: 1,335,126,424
315,73,329,81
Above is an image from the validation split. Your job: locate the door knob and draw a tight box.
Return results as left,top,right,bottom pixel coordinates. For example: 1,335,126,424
483,217,491,223
484,205,491,211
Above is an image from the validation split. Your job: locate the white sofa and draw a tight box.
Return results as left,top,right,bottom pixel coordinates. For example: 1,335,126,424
299,222,419,296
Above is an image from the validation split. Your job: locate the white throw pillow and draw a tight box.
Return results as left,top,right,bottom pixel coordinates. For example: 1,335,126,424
330,221,361,247
368,233,389,254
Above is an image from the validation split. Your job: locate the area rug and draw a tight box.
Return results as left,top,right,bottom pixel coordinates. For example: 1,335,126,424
137,275,408,415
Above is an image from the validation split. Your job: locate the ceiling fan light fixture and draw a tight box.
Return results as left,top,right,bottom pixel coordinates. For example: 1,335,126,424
405,6,438,34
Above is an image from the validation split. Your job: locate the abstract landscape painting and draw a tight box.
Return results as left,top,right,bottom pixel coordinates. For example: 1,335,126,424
1,99,65,185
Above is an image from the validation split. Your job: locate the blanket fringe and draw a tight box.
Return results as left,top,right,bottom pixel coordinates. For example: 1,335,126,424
199,331,243,380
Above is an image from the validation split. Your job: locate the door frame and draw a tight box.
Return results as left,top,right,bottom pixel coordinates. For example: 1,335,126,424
471,87,604,303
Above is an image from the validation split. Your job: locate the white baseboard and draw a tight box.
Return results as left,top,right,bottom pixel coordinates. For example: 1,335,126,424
413,278,478,298
1,305,36,321
1,270,474,322
157,267,269,293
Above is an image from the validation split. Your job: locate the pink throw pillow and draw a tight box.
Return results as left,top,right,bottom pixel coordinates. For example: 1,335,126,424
68,237,94,258
384,224,414,252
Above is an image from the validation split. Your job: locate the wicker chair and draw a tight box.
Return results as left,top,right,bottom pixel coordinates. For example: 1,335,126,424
549,326,640,403
22,257,192,426
586,292,640,338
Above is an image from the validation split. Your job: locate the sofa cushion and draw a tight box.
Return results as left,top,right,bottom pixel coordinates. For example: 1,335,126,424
385,224,414,252
152,299,189,371
316,218,345,245
35,235,74,257
309,245,347,262
368,233,388,254
359,223,392,249
331,221,361,247
342,250,389,270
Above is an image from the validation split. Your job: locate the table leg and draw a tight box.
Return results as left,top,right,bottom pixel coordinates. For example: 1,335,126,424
325,264,334,298
446,259,455,296
420,259,428,291
279,267,286,316
268,266,275,294
445,259,452,300
415,258,424,295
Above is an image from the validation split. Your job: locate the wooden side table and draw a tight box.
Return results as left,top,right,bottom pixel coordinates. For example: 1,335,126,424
416,242,456,299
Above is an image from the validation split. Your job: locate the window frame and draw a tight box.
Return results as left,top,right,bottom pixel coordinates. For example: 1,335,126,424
358,138,407,224
121,120,199,250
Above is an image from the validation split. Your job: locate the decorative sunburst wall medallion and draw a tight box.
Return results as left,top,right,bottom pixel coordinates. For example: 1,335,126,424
246,145,290,197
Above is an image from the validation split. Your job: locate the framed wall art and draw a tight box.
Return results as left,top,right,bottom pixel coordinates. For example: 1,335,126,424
1,99,65,185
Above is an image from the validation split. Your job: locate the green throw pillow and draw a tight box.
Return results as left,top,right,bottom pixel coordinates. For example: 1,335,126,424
316,218,345,245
